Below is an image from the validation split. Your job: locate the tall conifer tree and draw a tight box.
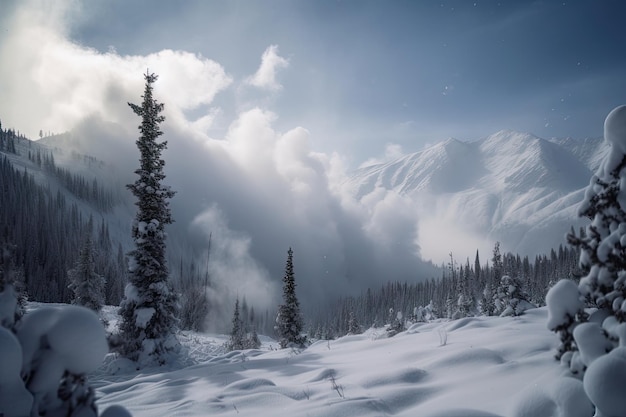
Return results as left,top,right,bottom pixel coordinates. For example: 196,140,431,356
68,218,105,313
276,248,305,348
117,72,179,365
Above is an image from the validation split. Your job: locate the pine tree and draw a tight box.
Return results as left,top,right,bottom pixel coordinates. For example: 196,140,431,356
227,298,245,351
479,280,496,316
117,71,179,365
474,250,481,284
276,248,305,348
492,242,503,283
457,259,474,317
68,222,105,313
347,310,361,334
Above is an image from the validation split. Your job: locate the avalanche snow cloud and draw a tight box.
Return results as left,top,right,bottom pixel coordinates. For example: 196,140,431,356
0,0,435,314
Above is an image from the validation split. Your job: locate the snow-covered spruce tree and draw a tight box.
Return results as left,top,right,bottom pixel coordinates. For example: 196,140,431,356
567,106,626,320
68,221,106,313
457,259,475,318
276,248,306,348
347,310,361,335
494,274,534,317
547,105,626,416
117,72,179,365
227,298,246,351
479,279,497,316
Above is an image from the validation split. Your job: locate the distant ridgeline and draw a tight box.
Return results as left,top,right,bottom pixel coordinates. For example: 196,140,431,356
27,149,120,212
0,119,127,304
0,119,24,153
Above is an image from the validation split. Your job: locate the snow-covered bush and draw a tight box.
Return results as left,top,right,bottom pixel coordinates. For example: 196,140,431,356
386,309,405,337
347,311,362,334
411,301,436,323
495,275,534,317
0,285,131,417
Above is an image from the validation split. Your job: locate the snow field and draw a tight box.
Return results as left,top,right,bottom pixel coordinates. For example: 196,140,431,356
95,307,586,417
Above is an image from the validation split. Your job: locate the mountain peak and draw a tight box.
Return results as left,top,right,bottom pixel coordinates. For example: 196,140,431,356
347,129,596,258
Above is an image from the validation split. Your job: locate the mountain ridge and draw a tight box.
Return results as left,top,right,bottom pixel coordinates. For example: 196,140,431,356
346,131,607,259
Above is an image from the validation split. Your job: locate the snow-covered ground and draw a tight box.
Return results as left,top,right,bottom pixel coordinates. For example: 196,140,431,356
92,307,591,417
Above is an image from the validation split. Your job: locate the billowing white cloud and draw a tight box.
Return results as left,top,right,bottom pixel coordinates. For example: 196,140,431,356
0,0,438,326
0,0,232,139
245,45,289,91
359,143,405,168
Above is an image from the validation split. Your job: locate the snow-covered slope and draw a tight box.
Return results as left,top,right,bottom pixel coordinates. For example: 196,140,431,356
3,135,135,249
94,307,592,417
346,131,605,258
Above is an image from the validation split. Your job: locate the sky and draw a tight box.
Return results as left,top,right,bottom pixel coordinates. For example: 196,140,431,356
2,0,625,165
1,0,625,315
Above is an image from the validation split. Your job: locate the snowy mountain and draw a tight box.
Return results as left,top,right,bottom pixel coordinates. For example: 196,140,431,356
346,131,608,259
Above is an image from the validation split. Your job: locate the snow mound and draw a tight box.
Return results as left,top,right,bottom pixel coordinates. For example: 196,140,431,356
425,347,505,369
18,305,108,376
0,327,32,417
510,376,593,417
604,104,626,153
584,346,626,417
423,409,503,417
546,279,583,330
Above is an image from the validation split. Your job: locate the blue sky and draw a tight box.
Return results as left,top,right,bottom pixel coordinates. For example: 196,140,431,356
57,0,626,164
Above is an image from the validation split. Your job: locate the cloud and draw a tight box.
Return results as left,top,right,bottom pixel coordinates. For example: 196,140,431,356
245,45,289,91
0,0,232,139
0,0,438,328
359,143,405,168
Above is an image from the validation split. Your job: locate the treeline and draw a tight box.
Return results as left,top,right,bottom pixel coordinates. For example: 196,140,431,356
309,242,581,338
0,119,120,212
0,155,126,304
27,148,120,211
0,119,27,154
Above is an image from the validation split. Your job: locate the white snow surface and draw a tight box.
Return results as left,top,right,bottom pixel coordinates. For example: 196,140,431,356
88,306,595,417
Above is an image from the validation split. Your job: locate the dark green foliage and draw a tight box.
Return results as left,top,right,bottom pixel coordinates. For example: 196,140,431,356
227,298,246,351
68,219,105,313
276,248,306,348
227,297,262,351
118,72,179,364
